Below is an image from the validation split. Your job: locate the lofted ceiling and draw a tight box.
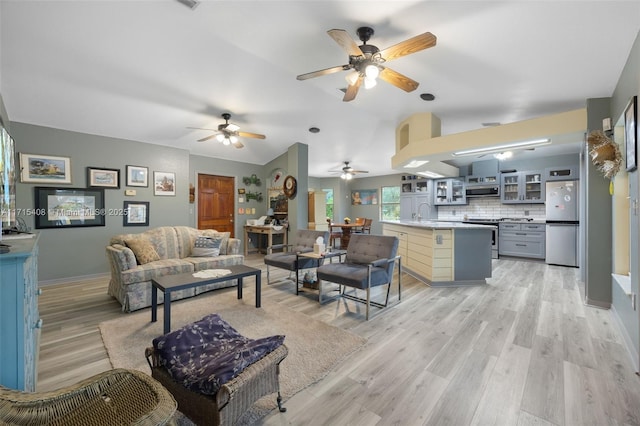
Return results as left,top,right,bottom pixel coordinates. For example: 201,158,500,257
1,1,639,178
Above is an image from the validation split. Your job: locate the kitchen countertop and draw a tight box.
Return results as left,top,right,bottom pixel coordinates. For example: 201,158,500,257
381,220,497,230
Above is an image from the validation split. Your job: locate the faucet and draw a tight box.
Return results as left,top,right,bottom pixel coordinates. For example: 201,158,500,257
416,202,431,221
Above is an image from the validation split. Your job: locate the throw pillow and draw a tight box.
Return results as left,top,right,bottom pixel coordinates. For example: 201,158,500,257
124,238,160,265
200,231,230,255
192,236,222,257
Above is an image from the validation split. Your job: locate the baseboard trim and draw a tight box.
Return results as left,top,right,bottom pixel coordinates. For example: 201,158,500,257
39,272,110,287
611,304,639,372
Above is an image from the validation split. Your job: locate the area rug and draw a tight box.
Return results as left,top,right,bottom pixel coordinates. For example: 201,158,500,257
99,289,366,424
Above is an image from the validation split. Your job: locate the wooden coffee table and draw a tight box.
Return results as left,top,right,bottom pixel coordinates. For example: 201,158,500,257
151,264,261,334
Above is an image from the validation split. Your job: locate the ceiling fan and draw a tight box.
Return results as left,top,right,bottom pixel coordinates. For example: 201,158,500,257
297,26,437,102
189,113,266,149
330,161,369,180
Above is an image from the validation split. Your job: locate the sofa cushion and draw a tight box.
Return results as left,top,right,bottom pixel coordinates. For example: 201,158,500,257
124,238,161,264
120,259,195,285
192,236,222,257
152,313,285,396
184,254,244,271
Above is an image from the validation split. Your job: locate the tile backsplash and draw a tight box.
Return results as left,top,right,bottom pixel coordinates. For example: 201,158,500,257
437,197,546,220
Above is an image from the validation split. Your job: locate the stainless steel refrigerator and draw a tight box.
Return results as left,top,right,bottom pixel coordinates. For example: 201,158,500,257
545,180,579,267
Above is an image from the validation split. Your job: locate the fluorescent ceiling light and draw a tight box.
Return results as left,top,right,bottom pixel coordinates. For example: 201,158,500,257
417,171,445,178
404,160,429,168
452,138,551,157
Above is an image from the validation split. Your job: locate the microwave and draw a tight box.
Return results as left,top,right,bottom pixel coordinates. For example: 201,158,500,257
465,184,500,197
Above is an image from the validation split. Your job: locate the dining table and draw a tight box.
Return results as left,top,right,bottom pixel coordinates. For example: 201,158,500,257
329,222,364,249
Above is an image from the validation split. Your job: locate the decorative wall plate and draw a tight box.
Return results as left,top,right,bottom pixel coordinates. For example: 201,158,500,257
270,168,286,188
283,175,297,198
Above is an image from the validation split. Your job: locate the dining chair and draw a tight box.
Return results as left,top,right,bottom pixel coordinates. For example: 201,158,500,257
327,219,342,248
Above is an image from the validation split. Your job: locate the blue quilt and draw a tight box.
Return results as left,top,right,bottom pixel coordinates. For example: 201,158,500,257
153,314,285,396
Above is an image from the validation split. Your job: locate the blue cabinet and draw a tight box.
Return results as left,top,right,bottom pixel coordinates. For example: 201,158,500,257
0,235,40,391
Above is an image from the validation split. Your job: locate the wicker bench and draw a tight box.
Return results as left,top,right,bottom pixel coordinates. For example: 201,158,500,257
145,344,287,425
0,368,176,425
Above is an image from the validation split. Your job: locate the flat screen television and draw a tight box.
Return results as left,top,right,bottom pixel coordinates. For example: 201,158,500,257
0,124,17,231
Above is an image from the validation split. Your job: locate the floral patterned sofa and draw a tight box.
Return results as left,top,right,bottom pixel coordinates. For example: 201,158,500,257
106,226,243,312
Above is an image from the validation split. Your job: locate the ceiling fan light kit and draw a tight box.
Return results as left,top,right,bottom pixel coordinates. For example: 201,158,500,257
297,26,437,102
331,161,369,180
192,113,265,149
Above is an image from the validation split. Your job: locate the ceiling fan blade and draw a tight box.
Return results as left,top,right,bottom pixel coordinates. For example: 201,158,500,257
343,77,362,102
327,29,364,57
233,140,244,149
379,31,437,62
297,65,349,81
351,170,369,174
238,131,266,140
187,127,217,131
197,134,219,142
379,67,420,92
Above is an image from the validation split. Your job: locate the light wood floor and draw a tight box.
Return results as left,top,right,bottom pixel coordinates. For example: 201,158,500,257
38,256,640,425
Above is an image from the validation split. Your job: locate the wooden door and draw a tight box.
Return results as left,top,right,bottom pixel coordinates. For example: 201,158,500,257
197,174,234,236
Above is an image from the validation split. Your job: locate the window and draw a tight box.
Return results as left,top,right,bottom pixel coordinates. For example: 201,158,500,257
323,188,334,221
381,186,401,220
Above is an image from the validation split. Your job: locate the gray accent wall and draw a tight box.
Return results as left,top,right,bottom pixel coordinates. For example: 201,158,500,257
11,122,190,282
584,98,613,307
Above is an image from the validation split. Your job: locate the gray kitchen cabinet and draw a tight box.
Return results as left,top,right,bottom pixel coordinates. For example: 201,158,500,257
434,178,466,205
500,171,545,204
499,222,545,259
400,179,436,220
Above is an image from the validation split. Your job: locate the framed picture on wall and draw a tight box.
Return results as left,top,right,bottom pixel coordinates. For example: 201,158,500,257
625,95,637,172
154,171,176,196
34,187,105,229
20,153,72,184
351,189,378,205
126,165,149,187
87,167,120,189
123,201,149,226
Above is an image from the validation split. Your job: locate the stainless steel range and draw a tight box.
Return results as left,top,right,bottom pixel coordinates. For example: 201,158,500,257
462,218,499,259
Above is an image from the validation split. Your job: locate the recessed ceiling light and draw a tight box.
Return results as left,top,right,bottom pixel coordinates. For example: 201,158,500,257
308,127,320,134
404,160,429,168
420,93,435,101
482,122,501,127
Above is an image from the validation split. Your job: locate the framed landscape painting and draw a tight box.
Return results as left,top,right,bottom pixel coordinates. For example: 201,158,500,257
20,153,72,184
34,187,105,229
87,167,120,189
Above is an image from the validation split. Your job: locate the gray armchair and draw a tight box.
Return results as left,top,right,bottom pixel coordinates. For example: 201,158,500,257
263,229,329,293
316,234,401,320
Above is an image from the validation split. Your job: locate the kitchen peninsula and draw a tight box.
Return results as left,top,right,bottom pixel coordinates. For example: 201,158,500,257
382,220,493,286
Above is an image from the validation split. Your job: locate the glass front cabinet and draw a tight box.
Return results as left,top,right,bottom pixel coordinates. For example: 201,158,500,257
500,171,545,204
434,178,466,205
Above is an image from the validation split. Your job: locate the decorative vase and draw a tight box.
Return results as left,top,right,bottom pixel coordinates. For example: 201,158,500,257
344,219,350,224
